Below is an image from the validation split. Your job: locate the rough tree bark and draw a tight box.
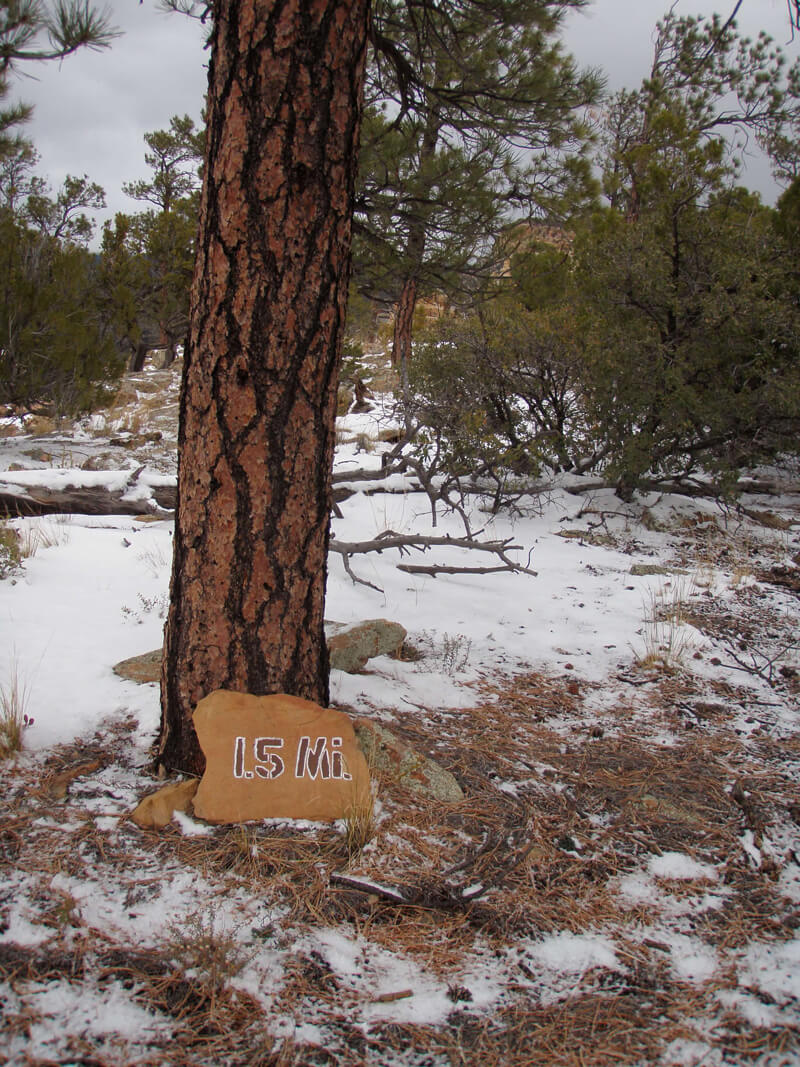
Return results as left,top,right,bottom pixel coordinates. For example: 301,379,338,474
158,0,370,775
391,274,418,370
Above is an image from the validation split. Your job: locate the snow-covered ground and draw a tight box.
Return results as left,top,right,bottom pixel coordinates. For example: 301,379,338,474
1,368,798,1065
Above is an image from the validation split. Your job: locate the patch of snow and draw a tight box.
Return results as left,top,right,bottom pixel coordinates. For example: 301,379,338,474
717,989,784,1028
23,978,172,1052
649,853,718,881
665,934,719,983
172,809,213,836
736,936,800,1007
527,932,621,975
617,873,660,905
0,885,55,947
661,1037,721,1066
740,829,763,868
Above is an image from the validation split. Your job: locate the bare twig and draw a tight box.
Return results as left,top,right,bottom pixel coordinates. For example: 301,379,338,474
721,641,798,688
398,563,517,577
340,552,383,593
330,821,538,911
329,872,409,904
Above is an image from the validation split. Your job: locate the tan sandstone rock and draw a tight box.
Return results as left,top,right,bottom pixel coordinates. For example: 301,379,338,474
192,691,371,824
130,778,199,829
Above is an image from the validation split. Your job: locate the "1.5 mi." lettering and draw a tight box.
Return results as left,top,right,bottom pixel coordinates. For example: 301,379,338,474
232,735,352,782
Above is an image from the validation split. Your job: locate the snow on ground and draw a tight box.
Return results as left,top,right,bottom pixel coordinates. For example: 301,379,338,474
1,370,799,1064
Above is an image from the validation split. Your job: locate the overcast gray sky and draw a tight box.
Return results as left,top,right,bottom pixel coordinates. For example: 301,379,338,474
10,0,798,236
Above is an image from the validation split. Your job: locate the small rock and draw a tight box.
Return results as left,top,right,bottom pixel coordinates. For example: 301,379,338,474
630,563,685,576
327,619,407,674
46,759,102,799
131,779,199,829
113,621,410,686
353,718,464,803
23,447,52,463
113,649,162,684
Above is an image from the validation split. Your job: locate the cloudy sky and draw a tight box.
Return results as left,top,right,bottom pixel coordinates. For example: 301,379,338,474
9,0,798,235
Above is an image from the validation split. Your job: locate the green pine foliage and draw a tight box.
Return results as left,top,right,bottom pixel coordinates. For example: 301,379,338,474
0,208,124,414
354,0,600,344
0,0,117,151
409,298,592,482
576,194,800,492
0,0,123,413
0,139,126,414
574,12,800,493
106,114,203,364
405,12,800,499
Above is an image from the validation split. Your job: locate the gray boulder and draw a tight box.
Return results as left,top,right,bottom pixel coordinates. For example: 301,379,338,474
113,618,408,685
354,718,464,803
326,618,406,674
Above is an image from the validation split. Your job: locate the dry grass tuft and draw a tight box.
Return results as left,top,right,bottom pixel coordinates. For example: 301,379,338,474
17,515,72,559
166,908,253,1000
0,662,33,758
635,577,698,669
342,788,378,859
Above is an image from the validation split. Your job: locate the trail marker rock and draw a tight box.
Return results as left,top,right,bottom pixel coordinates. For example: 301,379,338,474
192,691,371,824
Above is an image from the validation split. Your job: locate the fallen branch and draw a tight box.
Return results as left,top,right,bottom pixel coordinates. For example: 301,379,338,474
330,529,537,587
331,531,535,569
372,989,413,1003
564,475,800,500
330,822,538,911
329,872,409,904
0,476,174,518
397,563,516,577
341,552,382,593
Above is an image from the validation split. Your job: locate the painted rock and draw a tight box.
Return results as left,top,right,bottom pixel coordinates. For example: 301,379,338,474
192,691,371,824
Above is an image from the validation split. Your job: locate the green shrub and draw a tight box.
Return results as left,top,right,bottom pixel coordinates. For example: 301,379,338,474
408,299,592,482
0,524,20,580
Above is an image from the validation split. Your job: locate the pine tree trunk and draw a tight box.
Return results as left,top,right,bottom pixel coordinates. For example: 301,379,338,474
391,275,418,370
158,0,369,776
390,90,441,375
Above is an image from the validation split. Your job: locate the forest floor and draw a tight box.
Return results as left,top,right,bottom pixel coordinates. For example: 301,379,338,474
0,356,799,1066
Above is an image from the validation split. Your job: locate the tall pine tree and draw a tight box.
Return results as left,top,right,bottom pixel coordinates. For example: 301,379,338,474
356,0,599,374
158,0,371,774
578,12,800,495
